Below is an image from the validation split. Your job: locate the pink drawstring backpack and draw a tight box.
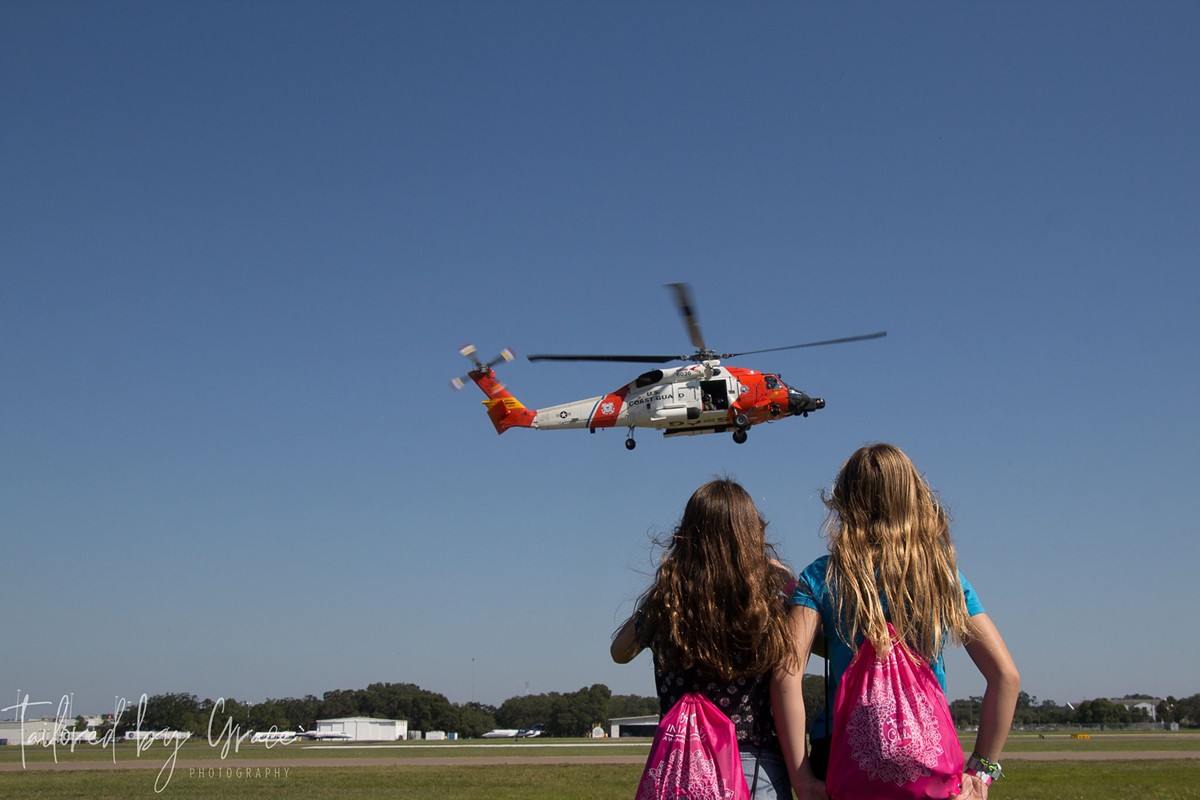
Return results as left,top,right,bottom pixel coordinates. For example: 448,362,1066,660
827,624,964,799
636,692,750,800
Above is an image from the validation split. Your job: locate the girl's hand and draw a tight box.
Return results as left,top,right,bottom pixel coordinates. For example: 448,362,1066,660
792,777,826,800
952,773,989,800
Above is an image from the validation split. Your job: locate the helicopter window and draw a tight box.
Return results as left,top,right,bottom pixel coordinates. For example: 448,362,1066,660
634,369,665,388
764,375,782,390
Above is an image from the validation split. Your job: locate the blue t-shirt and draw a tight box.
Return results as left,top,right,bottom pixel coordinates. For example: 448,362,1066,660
791,555,985,739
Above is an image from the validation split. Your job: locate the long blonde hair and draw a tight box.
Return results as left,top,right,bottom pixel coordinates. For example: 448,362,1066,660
824,444,972,661
639,479,796,679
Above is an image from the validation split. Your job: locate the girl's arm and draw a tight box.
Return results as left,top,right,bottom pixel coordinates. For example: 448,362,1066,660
958,612,1020,798
610,613,643,664
771,604,825,800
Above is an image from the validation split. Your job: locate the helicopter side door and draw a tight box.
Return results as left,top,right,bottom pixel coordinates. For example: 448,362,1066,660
700,378,730,412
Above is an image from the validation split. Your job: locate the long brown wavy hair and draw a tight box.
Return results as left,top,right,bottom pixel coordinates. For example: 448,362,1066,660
824,443,972,662
637,479,797,679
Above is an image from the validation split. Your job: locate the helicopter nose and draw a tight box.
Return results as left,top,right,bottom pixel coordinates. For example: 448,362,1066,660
788,390,825,416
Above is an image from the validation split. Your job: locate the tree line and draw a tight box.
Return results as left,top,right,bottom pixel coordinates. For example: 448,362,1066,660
99,682,660,739
948,691,1200,728
97,682,1200,739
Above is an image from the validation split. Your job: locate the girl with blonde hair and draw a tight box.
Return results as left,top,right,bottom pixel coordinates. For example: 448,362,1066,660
612,478,798,798
773,443,1020,800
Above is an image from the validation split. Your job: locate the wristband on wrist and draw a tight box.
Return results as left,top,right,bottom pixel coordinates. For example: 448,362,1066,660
966,752,1003,785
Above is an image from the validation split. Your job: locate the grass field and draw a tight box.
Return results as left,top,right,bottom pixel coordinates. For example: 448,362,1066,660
3,761,1200,799
990,730,1200,753
1,732,1197,799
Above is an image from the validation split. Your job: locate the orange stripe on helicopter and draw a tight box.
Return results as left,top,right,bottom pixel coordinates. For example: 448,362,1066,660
588,387,629,430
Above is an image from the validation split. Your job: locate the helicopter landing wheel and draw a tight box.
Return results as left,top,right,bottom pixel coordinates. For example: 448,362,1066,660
733,413,750,430
625,437,637,451
732,429,748,445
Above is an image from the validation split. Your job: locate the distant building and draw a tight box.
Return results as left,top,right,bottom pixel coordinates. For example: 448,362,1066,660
315,717,407,741
609,714,659,738
1111,697,1161,721
0,718,69,746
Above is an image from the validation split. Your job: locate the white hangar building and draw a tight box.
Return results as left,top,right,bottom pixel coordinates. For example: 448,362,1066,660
0,718,69,746
316,717,408,741
609,714,659,738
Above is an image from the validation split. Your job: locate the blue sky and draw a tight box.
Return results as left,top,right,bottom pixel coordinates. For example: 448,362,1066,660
3,2,1197,718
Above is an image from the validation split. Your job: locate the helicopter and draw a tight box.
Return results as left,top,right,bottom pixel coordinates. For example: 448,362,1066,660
451,283,886,450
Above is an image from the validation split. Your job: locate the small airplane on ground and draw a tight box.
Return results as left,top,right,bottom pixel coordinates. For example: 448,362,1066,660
296,727,353,741
453,284,885,449
481,724,544,739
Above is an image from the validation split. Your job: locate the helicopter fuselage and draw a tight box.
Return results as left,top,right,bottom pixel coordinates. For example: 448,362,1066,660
527,361,823,437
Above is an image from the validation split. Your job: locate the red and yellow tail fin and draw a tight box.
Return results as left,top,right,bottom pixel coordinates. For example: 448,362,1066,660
470,369,536,434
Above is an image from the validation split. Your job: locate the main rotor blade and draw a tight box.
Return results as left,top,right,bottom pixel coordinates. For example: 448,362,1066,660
527,353,682,364
725,331,888,358
667,282,706,354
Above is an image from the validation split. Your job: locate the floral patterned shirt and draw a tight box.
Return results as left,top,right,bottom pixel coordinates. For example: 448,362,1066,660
651,658,779,750
636,614,781,751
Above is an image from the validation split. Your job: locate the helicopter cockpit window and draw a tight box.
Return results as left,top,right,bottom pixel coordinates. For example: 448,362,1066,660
764,375,782,390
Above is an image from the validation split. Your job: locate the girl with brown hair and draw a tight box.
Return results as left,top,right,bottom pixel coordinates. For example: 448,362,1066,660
612,478,798,798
